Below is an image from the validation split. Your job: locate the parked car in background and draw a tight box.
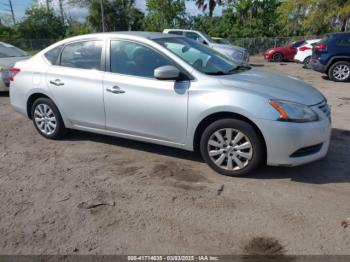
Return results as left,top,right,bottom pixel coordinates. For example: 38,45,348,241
264,40,306,62
10,32,331,176
294,39,321,69
0,42,29,91
163,29,249,64
311,32,350,82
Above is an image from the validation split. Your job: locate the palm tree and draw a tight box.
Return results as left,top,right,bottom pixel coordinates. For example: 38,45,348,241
195,0,223,17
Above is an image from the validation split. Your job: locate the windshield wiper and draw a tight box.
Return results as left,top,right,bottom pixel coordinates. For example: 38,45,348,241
205,71,226,75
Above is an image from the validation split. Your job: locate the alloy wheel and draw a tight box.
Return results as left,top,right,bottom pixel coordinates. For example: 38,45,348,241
34,104,57,135
333,64,350,81
207,128,253,171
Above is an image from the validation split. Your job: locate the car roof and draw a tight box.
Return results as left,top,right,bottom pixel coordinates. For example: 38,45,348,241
56,31,183,46
164,29,197,32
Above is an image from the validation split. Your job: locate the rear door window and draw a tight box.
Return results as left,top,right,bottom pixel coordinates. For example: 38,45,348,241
44,45,63,64
60,41,103,70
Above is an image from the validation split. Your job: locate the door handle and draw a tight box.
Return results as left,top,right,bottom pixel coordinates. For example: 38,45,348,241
106,86,125,94
50,79,64,86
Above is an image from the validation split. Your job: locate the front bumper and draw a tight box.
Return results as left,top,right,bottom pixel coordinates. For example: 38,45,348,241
255,105,332,167
264,53,273,60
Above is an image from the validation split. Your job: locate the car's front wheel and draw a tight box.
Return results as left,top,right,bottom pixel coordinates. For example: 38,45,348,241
200,119,265,176
272,53,283,62
328,61,350,82
31,97,66,139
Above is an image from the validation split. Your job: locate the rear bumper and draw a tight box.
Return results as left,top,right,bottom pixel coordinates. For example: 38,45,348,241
255,114,331,167
311,59,327,73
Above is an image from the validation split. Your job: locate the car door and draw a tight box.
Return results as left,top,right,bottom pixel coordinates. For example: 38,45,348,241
46,40,106,129
103,39,189,146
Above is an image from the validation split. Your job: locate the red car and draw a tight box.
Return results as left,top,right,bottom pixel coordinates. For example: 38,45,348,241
264,40,306,62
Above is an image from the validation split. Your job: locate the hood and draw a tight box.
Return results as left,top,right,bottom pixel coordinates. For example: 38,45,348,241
210,43,246,53
0,56,29,68
219,67,324,106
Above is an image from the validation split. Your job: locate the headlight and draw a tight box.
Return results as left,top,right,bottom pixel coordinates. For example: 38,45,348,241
269,99,318,122
268,49,274,54
232,51,244,60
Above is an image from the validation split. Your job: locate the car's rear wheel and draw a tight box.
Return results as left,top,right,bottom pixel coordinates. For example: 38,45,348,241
200,119,264,176
272,53,283,62
31,97,66,139
303,56,311,69
328,61,350,82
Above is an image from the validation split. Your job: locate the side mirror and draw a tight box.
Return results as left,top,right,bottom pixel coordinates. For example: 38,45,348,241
154,65,180,80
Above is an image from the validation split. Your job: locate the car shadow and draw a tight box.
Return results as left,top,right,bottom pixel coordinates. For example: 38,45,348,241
64,128,350,184
64,131,203,162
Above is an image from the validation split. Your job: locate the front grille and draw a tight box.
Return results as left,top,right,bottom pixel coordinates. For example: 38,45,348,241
318,101,331,117
290,143,323,158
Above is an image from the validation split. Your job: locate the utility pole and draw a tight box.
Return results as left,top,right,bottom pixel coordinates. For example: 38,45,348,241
46,0,50,12
100,0,105,32
58,0,64,23
8,0,16,25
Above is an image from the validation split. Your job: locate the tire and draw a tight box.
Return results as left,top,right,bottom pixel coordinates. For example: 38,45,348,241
303,56,311,69
328,61,350,82
272,53,283,62
200,119,265,176
31,97,66,139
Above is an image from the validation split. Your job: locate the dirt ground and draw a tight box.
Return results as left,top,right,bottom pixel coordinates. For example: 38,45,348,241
0,56,350,255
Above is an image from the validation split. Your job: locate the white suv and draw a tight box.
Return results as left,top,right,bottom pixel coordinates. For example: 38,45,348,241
163,29,249,64
294,39,321,68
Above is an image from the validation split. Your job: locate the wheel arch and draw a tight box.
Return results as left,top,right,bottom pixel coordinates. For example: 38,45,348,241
326,56,350,72
193,111,267,161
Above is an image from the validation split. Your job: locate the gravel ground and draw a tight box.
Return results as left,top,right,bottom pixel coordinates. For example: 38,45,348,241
0,56,349,255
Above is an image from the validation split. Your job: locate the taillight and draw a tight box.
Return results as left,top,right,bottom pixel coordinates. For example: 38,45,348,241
314,43,327,51
299,46,311,52
7,67,20,81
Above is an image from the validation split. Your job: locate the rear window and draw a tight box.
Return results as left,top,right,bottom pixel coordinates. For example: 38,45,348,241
44,45,63,64
291,40,306,48
0,42,27,58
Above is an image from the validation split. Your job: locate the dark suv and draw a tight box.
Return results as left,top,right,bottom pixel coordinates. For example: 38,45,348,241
311,32,350,82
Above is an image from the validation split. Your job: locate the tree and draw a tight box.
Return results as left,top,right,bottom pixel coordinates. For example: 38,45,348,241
17,5,66,39
144,0,187,31
64,19,94,37
278,0,350,36
195,0,223,17
70,0,143,32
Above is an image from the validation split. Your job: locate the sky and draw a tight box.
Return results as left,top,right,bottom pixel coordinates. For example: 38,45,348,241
0,0,223,23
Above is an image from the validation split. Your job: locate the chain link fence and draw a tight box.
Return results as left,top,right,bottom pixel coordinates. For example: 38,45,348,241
1,36,321,55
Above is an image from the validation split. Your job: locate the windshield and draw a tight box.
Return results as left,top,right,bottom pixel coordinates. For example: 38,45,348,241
200,32,216,44
213,38,230,45
155,37,244,75
291,40,306,48
0,43,27,58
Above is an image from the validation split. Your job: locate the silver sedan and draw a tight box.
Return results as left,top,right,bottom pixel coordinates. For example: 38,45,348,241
0,42,28,91
10,32,331,176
